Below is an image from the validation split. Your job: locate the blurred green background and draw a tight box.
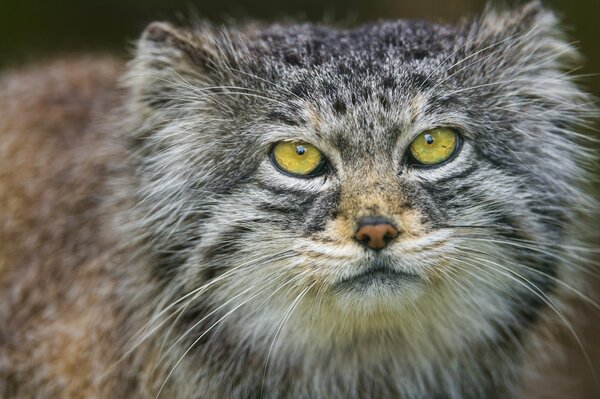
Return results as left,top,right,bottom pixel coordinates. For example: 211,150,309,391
0,0,599,97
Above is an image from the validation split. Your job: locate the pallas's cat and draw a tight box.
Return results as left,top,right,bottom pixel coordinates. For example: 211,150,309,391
0,2,598,398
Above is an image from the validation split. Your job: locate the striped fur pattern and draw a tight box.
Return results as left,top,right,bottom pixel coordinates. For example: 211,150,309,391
1,1,597,398
117,2,597,397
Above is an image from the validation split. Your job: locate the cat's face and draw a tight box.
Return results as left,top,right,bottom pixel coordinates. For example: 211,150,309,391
125,3,592,358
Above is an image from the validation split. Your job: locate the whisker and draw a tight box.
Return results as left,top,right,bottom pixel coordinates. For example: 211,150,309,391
154,278,280,398
260,281,317,397
158,255,300,356
106,249,299,377
155,269,315,398
455,245,600,311
453,235,600,276
225,66,303,101
449,252,597,381
418,27,529,91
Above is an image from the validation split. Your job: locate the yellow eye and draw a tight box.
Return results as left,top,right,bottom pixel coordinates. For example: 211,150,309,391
409,128,460,166
271,141,325,176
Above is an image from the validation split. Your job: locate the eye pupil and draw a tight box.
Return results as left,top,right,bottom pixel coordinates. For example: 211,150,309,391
296,145,306,155
424,134,434,145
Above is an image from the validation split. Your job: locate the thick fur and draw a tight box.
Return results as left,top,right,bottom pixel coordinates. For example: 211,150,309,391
0,2,598,398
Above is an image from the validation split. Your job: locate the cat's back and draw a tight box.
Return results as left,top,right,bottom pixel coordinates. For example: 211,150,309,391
0,57,134,397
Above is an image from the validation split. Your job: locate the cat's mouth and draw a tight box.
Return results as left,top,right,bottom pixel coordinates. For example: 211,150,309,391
334,262,421,292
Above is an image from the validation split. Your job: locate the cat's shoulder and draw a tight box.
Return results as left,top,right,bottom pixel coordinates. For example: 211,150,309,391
0,56,125,280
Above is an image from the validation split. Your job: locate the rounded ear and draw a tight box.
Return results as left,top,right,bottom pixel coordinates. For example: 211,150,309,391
125,21,230,113
479,1,555,36
139,21,223,71
462,1,580,77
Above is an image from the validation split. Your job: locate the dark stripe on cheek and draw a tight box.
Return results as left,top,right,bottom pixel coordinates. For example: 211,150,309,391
257,192,320,222
420,178,485,216
486,214,557,348
153,241,198,281
258,202,302,216
301,188,341,233
431,164,478,186
255,179,323,226
410,73,430,90
255,185,339,235
378,95,390,111
202,225,252,280
150,212,212,282
255,180,321,199
381,75,397,90
493,257,556,350
412,179,471,222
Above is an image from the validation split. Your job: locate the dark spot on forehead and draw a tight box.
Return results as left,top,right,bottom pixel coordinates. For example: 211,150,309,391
378,95,390,111
360,86,371,101
330,129,353,154
432,95,461,108
252,20,458,73
411,49,430,60
332,98,347,115
283,51,303,66
381,76,397,90
291,81,311,98
337,64,352,76
410,73,431,90
322,81,338,97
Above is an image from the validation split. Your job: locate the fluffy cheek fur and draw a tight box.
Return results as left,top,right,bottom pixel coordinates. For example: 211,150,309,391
170,160,531,363
117,3,595,397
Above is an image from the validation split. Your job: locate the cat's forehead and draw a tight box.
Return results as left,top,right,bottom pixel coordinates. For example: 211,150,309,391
249,20,460,69
237,21,464,146
237,22,462,157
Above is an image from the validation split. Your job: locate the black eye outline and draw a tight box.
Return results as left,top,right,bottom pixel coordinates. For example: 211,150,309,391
406,128,463,168
269,142,329,179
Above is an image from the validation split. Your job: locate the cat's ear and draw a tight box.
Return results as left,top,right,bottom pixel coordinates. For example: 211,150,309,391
479,1,555,36
126,21,231,112
460,0,581,102
472,1,578,67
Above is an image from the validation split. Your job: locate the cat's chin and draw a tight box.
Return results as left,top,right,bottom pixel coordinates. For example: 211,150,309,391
330,263,425,313
334,265,420,291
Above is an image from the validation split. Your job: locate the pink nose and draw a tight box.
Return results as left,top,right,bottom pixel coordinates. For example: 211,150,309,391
354,217,399,250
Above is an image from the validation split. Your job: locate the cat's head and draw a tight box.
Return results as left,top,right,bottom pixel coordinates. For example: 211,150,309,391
123,1,594,360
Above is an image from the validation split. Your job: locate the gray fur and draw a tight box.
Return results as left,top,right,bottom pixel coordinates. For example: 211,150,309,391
118,2,597,398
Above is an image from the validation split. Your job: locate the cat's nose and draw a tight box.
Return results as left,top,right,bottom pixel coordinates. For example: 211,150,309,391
354,216,399,250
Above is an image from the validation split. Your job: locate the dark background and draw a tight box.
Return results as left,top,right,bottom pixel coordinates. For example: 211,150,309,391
0,0,599,98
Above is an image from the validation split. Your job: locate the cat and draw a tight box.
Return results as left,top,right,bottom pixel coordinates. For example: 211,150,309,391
0,1,598,398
